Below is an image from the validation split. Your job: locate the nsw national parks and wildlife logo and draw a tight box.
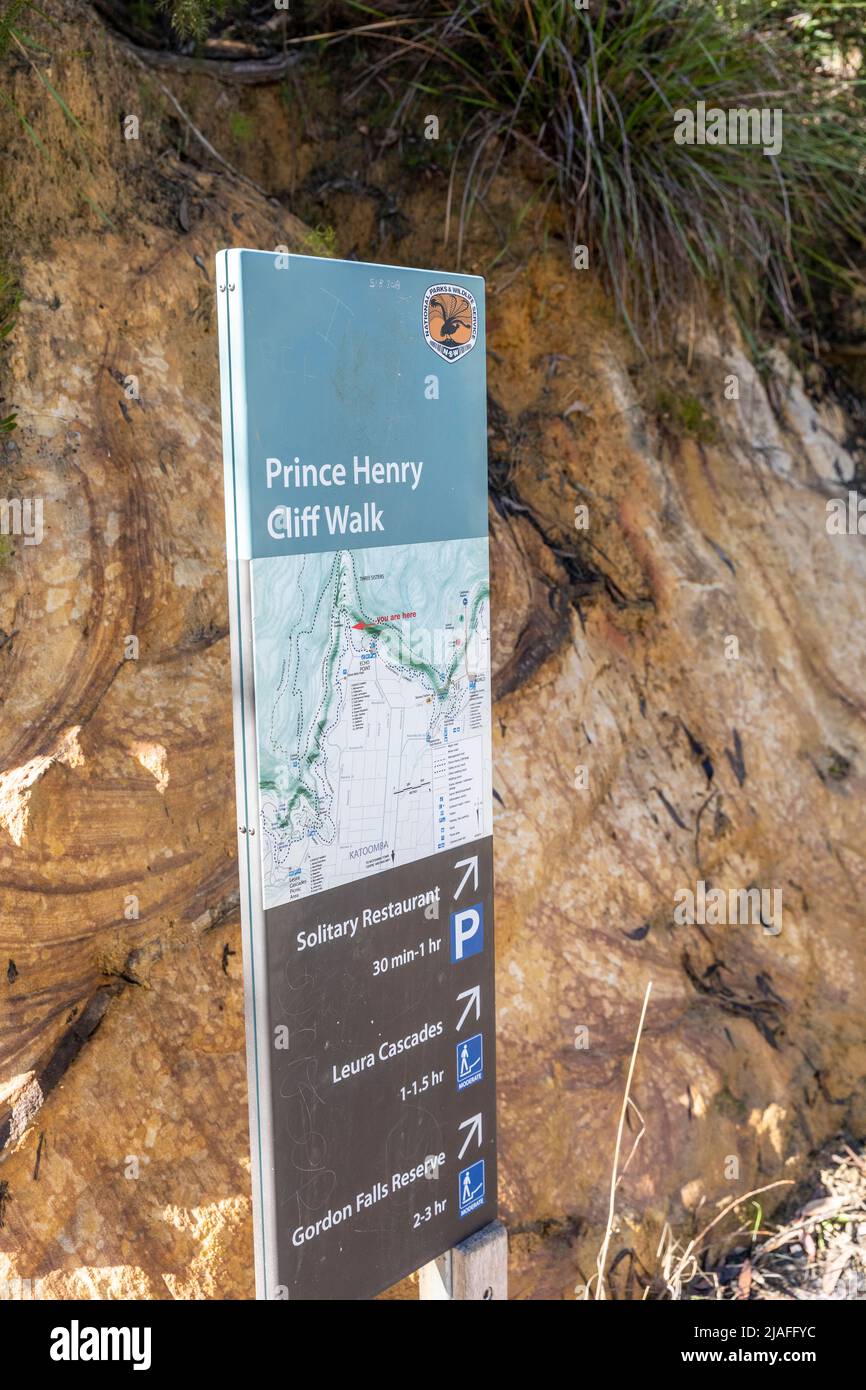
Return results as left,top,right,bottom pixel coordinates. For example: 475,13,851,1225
422,283,478,362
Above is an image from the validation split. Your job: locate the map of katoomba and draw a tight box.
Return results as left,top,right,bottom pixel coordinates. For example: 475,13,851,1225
250,537,493,908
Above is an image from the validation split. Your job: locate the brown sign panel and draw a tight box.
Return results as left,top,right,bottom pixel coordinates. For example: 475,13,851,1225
266,836,496,1299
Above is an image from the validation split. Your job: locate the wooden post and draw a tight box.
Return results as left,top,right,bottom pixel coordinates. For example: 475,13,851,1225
419,1220,508,1301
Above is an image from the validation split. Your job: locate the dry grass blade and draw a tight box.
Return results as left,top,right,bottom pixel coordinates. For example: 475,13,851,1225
691,1142,866,1301
595,979,652,1300
664,1180,793,1298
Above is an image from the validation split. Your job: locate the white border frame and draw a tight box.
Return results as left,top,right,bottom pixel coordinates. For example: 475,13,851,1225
216,248,279,1300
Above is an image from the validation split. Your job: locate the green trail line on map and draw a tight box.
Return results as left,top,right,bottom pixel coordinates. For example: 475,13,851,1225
263,551,488,838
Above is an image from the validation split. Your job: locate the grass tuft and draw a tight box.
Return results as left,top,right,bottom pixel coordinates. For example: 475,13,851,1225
323,0,866,350
155,0,229,42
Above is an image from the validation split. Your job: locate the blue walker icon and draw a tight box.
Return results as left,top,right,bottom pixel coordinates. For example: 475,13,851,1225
458,1159,485,1217
456,1033,483,1091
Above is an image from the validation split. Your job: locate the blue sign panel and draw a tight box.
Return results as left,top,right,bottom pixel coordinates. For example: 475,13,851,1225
223,251,488,561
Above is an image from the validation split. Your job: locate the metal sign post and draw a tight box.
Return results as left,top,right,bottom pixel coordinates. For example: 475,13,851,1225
216,250,498,1300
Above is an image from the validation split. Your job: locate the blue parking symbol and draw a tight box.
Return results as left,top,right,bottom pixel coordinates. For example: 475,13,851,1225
458,1159,485,1218
450,903,483,962
456,1033,483,1092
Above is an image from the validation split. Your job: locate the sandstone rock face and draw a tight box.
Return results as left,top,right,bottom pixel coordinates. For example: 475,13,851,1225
1,3,865,1301
488,328,866,1296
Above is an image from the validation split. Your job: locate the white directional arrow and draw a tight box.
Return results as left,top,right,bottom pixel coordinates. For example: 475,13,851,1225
453,854,479,900
458,1112,483,1161
456,985,481,1032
